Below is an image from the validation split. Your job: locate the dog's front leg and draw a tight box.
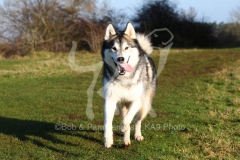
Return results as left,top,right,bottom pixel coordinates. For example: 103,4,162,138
104,100,116,148
120,100,141,147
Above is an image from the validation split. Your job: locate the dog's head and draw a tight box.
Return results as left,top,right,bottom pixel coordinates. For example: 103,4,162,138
102,22,141,75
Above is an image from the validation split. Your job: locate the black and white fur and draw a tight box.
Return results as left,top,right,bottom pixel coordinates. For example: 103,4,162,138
102,22,157,148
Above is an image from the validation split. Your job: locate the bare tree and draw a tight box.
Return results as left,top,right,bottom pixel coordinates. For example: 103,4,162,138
180,7,197,22
229,4,240,41
230,4,240,22
0,0,127,56
0,0,105,56
0,0,74,54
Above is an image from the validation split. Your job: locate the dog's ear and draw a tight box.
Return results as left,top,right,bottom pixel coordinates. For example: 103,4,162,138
104,24,116,40
124,22,136,39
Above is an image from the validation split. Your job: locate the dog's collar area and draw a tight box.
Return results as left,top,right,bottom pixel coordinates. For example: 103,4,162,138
112,57,130,75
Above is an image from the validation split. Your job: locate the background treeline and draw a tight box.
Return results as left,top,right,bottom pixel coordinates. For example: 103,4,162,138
0,0,240,57
132,0,240,48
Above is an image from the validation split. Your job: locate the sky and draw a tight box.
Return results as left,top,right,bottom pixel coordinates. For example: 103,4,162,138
108,0,240,23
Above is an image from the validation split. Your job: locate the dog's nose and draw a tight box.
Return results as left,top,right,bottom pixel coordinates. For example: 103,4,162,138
117,57,124,63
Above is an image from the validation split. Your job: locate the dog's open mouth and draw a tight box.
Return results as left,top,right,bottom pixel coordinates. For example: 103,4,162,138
117,64,126,75
112,58,133,75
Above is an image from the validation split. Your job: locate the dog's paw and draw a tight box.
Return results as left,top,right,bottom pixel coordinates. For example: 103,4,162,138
104,137,113,149
135,135,144,141
120,123,130,133
122,140,131,148
105,142,113,149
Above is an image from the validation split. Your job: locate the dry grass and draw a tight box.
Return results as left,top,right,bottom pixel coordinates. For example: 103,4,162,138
0,51,102,78
192,59,240,159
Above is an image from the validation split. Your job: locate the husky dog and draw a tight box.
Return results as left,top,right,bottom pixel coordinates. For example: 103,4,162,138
102,22,157,148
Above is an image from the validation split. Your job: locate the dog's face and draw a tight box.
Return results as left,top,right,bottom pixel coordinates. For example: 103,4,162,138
102,23,140,75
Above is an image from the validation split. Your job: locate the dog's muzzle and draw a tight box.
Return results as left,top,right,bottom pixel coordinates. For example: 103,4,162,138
117,64,126,75
112,57,131,75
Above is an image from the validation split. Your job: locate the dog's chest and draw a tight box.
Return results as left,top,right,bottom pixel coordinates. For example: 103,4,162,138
105,81,144,101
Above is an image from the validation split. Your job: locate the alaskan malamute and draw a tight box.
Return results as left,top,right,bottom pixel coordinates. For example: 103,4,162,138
102,22,157,148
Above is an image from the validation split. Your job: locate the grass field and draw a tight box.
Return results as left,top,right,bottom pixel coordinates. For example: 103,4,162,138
0,48,240,159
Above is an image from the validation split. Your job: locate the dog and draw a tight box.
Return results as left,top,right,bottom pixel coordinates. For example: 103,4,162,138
102,22,157,148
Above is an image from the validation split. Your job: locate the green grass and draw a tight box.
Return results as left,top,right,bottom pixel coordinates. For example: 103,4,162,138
0,48,240,159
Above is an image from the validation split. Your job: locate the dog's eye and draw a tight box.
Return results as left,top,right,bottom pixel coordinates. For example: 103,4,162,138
125,47,129,50
112,47,117,51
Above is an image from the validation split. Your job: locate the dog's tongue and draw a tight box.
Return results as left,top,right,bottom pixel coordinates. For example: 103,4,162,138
119,63,133,72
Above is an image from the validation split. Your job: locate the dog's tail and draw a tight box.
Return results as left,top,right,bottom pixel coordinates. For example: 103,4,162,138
136,33,153,55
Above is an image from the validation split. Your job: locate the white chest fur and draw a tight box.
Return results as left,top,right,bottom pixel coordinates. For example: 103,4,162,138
104,80,144,102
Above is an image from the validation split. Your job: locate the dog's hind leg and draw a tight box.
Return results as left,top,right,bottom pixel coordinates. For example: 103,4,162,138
134,96,152,141
120,106,131,147
120,100,141,146
120,100,141,133
134,109,148,141
122,124,131,147
120,105,128,118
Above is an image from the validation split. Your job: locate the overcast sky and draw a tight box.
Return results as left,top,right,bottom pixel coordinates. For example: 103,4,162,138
108,0,240,23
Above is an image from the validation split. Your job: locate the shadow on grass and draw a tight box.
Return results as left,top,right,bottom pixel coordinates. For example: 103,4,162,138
0,117,102,156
